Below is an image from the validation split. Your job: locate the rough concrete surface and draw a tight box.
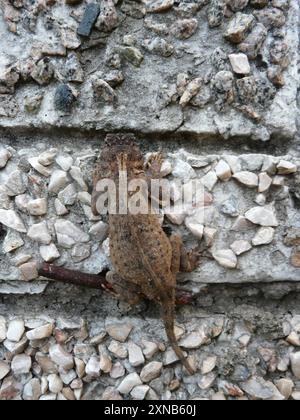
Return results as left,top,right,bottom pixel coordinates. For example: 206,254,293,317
0,0,300,401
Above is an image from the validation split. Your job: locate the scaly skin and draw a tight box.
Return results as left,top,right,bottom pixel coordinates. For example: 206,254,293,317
92,134,200,375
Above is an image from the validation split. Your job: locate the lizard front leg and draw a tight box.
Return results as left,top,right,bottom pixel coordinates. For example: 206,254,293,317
145,152,164,180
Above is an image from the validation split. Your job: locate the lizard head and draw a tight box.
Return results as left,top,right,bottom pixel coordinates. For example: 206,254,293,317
96,133,145,180
92,134,145,215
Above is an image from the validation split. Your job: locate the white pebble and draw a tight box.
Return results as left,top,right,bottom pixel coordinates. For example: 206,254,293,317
54,198,69,216
117,373,142,394
275,378,294,400
7,319,25,342
38,149,57,166
39,244,60,262
233,171,258,188
201,170,218,191
201,355,217,375
277,160,297,175
179,330,208,349
106,322,133,342
5,170,27,197
58,184,77,206
54,219,89,248
258,172,272,193
140,361,163,382
49,344,74,371
229,53,250,74
245,206,278,227
56,154,73,171
141,340,159,360
230,240,252,255
215,159,232,181
26,323,54,340
185,220,204,239
0,209,27,233
252,227,275,246
2,230,24,253
27,221,51,244
19,261,39,281
23,378,42,400
0,316,6,343
69,166,88,191
108,341,128,359
128,341,145,367
130,385,150,400
48,374,63,394
11,354,32,375
290,352,300,379
0,361,10,380
27,198,48,216
213,249,238,269
48,170,69,194
0,148,12,168
28,157,52,177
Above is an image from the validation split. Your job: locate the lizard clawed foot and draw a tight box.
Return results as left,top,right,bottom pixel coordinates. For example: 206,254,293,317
145,152,164,178
185,247,202,272
105,271,143,305
181,245,213,273
146,152,164,167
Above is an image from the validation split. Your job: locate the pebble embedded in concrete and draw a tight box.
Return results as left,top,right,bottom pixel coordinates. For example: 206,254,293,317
27,221,51,244
230,240,252,255
245,206,278,227
7,319,25,342
277,160,297,175
26,324,54,341
11,354,32,375
213,249,238,268
140,361,163,383
229,53,251,75
117,372,142,394
233,171,258,188
0,149,12,169
252,227,275,246
49,345,74,371
19,261,39,281
77,3,100,37
128,341,145,367
106,323,133,343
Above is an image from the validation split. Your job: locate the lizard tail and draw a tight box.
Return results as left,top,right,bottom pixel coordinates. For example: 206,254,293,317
162,306,195,375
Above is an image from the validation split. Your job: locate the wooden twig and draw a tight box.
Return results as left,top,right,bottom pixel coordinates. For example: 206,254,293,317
38,263,113,291
38,263,196,305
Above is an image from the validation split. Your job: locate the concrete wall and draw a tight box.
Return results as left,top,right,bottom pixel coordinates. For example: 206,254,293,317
0,0,300,401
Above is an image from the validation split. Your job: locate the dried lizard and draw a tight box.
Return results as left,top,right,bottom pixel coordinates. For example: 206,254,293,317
92,134,200,375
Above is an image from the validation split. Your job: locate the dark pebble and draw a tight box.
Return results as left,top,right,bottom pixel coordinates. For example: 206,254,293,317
230,365,251,382
18,156,31,173
77,3,100,37
54,84,76,112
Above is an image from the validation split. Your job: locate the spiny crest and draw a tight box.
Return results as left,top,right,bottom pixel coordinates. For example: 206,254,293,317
101,133,143,163
104,133,136,148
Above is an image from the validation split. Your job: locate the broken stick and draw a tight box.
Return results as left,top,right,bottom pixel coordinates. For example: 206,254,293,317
38,263,195,305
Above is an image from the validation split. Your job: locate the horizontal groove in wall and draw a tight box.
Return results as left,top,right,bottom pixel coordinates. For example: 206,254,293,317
0,126,298,157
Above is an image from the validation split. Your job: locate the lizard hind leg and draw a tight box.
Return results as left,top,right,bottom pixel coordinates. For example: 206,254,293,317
106,271,143,306
180,246,201,273
170,233,201,274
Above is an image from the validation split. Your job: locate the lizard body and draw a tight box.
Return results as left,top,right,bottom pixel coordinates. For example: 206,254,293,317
92,134,199,375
